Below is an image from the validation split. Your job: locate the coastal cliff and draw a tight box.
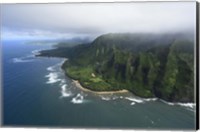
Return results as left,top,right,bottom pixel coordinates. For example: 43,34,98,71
38,33,194,102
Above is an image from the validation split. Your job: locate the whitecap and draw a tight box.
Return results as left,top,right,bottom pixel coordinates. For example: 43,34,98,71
119,96,124,99
59,79,66,86
45,72,61,84
160,99,175,106
31,48,50,56
12,54,36,63
47,66,55,72
61,84,67,91
159,99,196,110
101,96,111,101
177,102,195,109
46,61,63,72
61,92,72,97
99,95,120,101
143,98,157,102
130,102,135,105
125,97,144,103
71,94,84,104
112,96,119,100
12,58,33,63
31,49,41,55
60,84,72,98
100,95,156,103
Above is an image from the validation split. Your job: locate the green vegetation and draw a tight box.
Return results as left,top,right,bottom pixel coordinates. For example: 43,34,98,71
39,33,194,102
62,65,112,91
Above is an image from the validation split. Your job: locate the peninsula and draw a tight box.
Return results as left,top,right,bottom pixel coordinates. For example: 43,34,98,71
38,33,195,103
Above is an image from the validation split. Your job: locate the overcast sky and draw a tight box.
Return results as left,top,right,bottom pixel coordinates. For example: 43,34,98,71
1,2,196,40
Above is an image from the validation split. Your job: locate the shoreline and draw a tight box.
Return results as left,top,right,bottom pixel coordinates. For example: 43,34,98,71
61,60,195,104
59,60,130,95
72,80,129,95
72,79,196,108
38,55,195,105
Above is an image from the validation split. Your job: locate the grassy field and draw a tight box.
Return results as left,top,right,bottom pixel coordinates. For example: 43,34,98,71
64,66,113,91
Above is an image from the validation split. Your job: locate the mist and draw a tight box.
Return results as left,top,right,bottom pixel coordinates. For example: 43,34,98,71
1,2,196,40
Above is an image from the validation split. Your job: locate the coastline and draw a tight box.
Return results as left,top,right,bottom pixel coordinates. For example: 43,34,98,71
60,60,195,105
72,80,129,95
59,60,130,95
71,79,196,109
38,54,195,106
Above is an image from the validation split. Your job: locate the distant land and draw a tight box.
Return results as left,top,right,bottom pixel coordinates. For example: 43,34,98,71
38,33,194,103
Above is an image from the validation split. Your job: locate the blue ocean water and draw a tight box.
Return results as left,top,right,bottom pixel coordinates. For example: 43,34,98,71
2,40,196,130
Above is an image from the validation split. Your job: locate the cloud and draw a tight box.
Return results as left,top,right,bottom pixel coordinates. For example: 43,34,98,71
1,27,93,40
1,2,196,40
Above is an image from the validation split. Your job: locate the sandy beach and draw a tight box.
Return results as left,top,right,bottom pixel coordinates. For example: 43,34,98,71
72,80,129,95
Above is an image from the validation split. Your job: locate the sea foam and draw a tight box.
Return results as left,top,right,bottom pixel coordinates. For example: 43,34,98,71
12,58,33,63
100,94,157,105
60,84,72,98
131,102,135,105
160,99,175,106
125,97,144,103
31,49,40,55
31,48,52,56
177,102,195,109
143,98,158,102
100,95,120,101
160,99,196,111
47,66,55,72
101,96,111,101
12,54,36,63
45,72,61,84
71,94,85,104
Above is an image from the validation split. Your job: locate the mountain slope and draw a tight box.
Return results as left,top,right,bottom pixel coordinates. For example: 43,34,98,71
39,33,194,102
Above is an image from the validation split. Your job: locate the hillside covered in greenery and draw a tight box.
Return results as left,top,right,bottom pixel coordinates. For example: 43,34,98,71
38,33,194,102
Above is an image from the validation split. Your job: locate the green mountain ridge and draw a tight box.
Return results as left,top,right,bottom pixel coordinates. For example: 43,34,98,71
38,33,194,102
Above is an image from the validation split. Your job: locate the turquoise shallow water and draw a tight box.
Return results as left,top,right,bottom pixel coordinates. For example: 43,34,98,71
2,40,196,130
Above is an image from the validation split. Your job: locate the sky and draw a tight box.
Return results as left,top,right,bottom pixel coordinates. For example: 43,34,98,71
1,2,196,41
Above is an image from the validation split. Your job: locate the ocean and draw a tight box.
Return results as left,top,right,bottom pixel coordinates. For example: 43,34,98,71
2,40,196,130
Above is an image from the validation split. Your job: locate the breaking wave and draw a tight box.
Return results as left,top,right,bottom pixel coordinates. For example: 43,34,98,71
12,48,43,63
45,61,73,99
31,48,56,56
176,102,195,109
44,60,195,110
12,58,33,63
131,102,135,105
47,66,55,72
101,96,111,101
160,99,175,106
46,59,68,72
12,55,35,63
45,72,61,84
71,94,85,104
125,97,144,103
143,98,158,101
100,95,122,101
160,99,196,111
99,94,158,106
60,84,73,98
31,49,41,55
